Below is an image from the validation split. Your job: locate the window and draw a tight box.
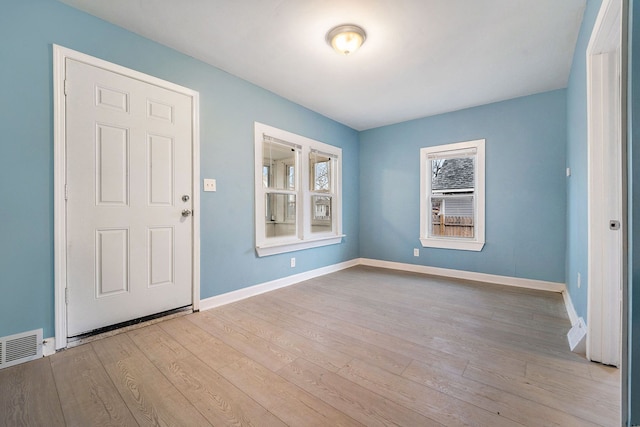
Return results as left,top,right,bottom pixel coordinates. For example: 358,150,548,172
420,139,485,251
255,122,343,256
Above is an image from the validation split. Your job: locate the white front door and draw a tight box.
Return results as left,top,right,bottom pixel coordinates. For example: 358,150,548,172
65,58,193,336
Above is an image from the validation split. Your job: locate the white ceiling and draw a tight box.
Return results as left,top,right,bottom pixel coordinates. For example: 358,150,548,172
59,0,586,131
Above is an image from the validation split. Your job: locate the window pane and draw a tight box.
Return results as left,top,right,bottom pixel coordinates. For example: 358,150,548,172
430,195,474,238
310,153,331,192
265,193,296,238
431,157,474,191
263,141,296,190
311,195,332,233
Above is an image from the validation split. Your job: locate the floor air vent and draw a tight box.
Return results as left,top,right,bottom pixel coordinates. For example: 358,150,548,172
0,329,43,369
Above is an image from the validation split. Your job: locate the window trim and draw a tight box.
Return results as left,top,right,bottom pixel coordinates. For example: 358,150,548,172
254,122,343,257
419,139,485,251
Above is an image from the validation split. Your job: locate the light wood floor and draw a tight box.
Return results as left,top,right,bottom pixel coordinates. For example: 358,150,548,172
1,266,620,426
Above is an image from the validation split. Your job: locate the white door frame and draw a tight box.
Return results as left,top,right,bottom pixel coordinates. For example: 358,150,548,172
586,0,623,366
53,45,201,350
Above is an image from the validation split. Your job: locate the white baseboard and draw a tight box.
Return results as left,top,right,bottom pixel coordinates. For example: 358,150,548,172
358,258,566,293
199,258,360,311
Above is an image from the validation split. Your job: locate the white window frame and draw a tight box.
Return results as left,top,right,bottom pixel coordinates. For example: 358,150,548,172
420,139,485,251
255,122,343,257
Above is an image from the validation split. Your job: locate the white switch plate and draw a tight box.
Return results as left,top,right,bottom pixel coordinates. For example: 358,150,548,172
413,248,419,257
290,257,296,268
203,179,216,192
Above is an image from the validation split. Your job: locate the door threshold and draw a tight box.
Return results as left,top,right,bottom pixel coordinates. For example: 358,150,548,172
65,305,192,349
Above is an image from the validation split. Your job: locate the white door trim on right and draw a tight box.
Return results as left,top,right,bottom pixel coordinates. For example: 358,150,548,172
586,0,623,366
53,45,201,350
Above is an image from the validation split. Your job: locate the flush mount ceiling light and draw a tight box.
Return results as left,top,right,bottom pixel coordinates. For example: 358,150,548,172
326,24,367,55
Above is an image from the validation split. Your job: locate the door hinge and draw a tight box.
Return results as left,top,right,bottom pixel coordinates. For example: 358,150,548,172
64,79,68,96
64,184,68,200
65,288,69,304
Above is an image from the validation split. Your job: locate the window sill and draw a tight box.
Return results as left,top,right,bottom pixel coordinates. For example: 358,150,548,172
419,238,484,252
256,235,345,257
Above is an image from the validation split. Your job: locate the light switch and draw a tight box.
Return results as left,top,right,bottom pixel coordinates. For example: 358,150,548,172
203,178,216,192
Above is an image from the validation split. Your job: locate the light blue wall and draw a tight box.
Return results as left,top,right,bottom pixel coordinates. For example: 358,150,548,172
0,0,359,339
359,90,567,283
565,0,603,321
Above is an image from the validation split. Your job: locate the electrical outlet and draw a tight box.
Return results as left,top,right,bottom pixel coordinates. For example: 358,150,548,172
290,257,296,268
577,272,581,288
203,178,216,192
413,248,419,257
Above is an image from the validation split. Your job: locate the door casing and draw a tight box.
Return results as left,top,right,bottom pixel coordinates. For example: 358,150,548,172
586,0,625,367
53,45,201,350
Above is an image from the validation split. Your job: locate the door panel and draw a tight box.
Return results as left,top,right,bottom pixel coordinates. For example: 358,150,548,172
148,226,174,287
65,58,193,336
96,124,129,206
96,229,129,297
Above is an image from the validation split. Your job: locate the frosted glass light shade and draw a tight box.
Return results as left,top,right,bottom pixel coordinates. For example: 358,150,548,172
326,25,366,55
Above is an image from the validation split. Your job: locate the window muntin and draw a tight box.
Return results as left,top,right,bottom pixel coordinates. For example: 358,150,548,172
255,123,343,256
420,139,485,251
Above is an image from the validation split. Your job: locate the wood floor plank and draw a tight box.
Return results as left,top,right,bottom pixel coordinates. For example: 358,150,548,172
588,362,621,386
278,357,443,427
0,357,65,427
127,325,286,427
402,359,603,427
338,358,524,427
276,279,582,366
525,362,619,402
49,344,137,427
91,333,211,426
213,305,353,372
217,357,364,427
240,294,470,375
463,363,618,426
157,316,245,370
186,310,296,371
328,266,568,318
227,300,412,375
311,276,568,341
270,285,530,377
304,282,570,352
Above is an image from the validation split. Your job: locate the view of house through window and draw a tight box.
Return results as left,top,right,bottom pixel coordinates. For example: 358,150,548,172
430,156,475,238
255,122,343,257
310,151,332,233
420,139,485,251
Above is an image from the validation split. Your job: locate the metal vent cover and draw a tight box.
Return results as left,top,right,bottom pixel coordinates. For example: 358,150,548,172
0,329,43,369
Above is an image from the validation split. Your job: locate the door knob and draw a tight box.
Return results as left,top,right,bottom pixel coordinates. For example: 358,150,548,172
182,209,192,217
182,195,190,202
